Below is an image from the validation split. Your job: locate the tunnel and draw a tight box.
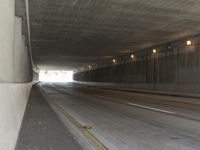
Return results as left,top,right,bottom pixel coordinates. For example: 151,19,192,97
1,0,200,150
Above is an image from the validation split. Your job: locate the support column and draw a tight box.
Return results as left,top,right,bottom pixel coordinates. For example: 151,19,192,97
0,1,32,150
14,16,22,82
0,0,15,82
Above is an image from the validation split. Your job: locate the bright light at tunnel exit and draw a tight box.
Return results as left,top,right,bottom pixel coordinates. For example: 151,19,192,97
39,70,73,82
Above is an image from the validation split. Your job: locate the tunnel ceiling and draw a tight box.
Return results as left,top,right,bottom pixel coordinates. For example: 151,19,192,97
29,0,200,70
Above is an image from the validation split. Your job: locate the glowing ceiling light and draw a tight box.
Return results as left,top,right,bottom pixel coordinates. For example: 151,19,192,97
131,54,134,58
153,49,157,54
112,59,116,63
187,40,192,46
88,65,91,69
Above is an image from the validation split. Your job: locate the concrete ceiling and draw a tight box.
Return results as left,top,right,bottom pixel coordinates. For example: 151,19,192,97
29,0,200,70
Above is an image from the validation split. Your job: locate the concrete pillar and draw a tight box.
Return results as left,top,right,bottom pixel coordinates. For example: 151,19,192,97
20,35,25,81
21,36,30,81
0,0,15,82
0,2,33,150
14,16,22,82
13,17,32,82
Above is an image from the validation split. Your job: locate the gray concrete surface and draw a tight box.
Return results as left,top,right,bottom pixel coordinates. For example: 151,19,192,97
0,1,33,150
15,86,83,150
74,36,200,93
40,82,200,150
0,0,15,82
0,0,31,82
14,16,32,82
0,83,32,150
28,0,200,69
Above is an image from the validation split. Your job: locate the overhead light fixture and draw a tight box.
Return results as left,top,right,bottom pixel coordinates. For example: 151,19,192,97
187,40,192,46
131,54,134,58
88,65,91,69
153,49,157,54
112,59,116,63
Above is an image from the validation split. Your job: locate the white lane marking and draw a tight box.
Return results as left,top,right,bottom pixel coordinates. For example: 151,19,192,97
95,95,175,115
126,102,175,114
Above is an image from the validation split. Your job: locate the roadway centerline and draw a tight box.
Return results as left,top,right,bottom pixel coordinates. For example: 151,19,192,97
38,86,108,150
49,99,109,150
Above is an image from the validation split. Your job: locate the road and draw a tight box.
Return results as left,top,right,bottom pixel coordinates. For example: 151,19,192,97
39,82,200,150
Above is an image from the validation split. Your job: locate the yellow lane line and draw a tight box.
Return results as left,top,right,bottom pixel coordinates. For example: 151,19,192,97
49,99,108,150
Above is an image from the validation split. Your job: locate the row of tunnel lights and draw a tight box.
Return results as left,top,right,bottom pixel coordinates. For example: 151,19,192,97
83,40,192,70
112,53,134,64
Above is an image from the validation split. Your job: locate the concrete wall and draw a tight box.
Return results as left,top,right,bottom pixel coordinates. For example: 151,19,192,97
0,83,32,150
14,17,32,82
0,0,15,82
74,35,200,93
0,1,33,150
32,70,39,83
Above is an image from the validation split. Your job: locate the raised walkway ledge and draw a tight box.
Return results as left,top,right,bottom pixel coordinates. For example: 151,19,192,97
15,85,83,150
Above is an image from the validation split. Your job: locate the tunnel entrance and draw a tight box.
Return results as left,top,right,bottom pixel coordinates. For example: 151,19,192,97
39,70,73,82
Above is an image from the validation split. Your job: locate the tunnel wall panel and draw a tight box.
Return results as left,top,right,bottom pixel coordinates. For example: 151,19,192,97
0,4,33,149
14,17,32,83
74,36,200,93
0,83,32,150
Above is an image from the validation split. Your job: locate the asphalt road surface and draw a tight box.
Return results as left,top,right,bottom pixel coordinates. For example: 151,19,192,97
39,82,200,150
